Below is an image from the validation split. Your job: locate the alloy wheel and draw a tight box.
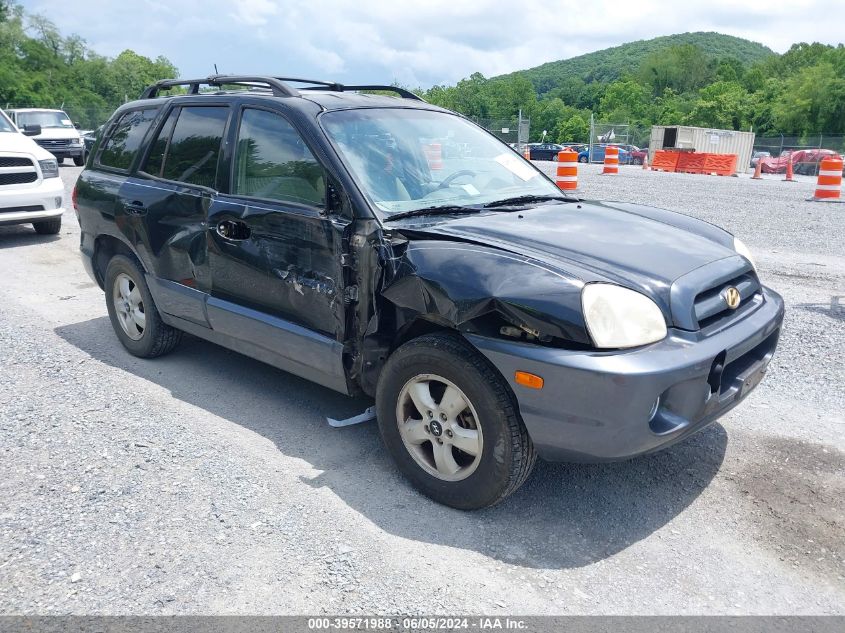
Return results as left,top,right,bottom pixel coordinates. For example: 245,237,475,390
112,272,146,340
395,374,483,482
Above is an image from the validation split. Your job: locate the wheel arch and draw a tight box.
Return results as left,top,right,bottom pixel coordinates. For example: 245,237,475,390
92,234,145,290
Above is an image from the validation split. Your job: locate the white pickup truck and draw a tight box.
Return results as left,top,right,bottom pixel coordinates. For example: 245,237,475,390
0,108,65,235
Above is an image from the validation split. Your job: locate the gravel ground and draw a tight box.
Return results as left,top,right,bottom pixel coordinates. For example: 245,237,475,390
0,164,842,615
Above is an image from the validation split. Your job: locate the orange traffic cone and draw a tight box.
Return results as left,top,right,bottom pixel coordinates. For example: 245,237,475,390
523,146,531,160
783,152,795,182
751,160,763,180
642,153,649,170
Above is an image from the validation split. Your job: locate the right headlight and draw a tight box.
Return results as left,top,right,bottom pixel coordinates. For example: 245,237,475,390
581,283,667,349
38,159,59,179
733,237,757,271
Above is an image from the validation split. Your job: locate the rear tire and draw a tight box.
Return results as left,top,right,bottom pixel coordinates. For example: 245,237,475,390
33,217,61,235
578,155,588,163
376,332,536,509
104,254,182,358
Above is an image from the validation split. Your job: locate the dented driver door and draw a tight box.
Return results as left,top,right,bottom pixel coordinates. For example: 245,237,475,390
206,106,347,342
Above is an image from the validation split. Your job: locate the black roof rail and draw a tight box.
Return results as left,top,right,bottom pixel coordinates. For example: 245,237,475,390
140,75,300,99
139,75,424,102
273,76,344,91
272,76,423,101
333,85,424,101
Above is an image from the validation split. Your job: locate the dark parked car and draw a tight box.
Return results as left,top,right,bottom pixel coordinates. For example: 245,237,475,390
82,125,103,156
529,142,564,161
75,75,784,509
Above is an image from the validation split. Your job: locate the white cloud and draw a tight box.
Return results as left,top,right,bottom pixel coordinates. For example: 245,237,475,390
229,0,278,26
23,0,845,88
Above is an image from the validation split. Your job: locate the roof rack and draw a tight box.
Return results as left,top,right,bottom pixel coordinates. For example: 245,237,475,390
140,75,299,99
139,74,424,102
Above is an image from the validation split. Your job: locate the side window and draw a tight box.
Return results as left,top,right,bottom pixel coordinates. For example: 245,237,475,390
142,108,178,178
97,108,160,171
143,106,228,188
233,108,325,208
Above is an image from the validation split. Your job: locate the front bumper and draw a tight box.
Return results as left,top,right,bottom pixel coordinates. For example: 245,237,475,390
0,177,65,226
36,144,84,160
466,287,785,462
49,149,84,160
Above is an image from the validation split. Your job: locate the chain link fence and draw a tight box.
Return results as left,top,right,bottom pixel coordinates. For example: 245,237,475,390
470,115,530,148
584,122,651,163
754,134,845,155
752,134,845,175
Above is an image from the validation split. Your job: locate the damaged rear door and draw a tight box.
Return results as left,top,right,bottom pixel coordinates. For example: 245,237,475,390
205,104,348,393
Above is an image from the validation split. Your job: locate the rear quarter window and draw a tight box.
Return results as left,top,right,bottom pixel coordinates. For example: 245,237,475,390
97,108,161,171
142,106,229,189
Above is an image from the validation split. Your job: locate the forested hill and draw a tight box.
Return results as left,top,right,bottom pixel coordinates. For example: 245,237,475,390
498,32,775,95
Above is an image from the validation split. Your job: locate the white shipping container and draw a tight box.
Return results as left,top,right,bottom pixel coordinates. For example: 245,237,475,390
648,125,756,174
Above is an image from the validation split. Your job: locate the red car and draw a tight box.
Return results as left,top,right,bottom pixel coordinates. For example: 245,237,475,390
615,144,648,165
759,149,842,175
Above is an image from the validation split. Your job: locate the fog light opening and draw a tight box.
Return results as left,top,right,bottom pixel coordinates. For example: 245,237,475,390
54,197,63,209
707,351,726,394
648,397,660,421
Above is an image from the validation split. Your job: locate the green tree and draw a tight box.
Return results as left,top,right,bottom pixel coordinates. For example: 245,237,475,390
598,79,652,123
554,114,589,143
773,62,845,134
685,81,750,129
638,44,714,96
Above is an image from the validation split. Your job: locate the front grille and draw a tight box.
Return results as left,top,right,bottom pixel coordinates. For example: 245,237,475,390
0,205,44,214
36,139,71,150
0,172,38,186
694,273,761,330
0,156,33,168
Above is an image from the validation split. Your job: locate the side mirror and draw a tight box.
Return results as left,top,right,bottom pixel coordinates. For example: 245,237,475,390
23,124,42,137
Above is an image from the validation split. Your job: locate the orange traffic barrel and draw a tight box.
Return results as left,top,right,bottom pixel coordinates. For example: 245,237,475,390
424,143,443,170
602,145,619,175
555,149,578,191
809,155,844,202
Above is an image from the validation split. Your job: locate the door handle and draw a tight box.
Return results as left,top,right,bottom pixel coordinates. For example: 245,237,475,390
216,219,251,240
122,200,147,216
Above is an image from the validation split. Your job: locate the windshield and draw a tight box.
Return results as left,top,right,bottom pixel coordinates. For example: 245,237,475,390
15,110,74,129
321,108,563,215
0,110,15,133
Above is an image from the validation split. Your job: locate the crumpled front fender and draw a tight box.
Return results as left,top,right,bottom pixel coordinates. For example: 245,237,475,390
380,240,591,345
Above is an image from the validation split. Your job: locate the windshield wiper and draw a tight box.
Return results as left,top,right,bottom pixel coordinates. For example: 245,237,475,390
382,205,481,221
482,194,570,208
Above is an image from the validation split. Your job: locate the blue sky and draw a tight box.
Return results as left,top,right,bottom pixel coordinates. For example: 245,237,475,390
20,0,845,88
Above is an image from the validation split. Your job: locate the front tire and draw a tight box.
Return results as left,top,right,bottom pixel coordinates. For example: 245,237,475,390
73,154,85,166
104,254,182,358
578,155,588,163
33,217,61,235
376,332,536,509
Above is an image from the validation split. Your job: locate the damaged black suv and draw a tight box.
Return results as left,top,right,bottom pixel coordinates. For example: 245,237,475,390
75,75,784,509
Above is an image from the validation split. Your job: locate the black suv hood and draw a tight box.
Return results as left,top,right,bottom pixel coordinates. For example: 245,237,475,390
395,200,737,292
